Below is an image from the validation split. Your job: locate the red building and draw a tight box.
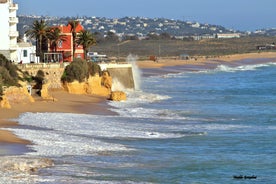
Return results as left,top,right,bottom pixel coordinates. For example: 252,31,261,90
48,23,85,62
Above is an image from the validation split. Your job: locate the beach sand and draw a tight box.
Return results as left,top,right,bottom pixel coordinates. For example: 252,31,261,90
1,51,276,150
136,52,276,69
0,90,114,145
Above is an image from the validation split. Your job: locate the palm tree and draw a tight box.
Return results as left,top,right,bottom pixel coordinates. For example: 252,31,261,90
68,20,80,59
25,19,49,62
47,27,67,52
76,30,96,60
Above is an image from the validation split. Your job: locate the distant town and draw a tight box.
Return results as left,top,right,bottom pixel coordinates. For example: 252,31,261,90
18,15,276,42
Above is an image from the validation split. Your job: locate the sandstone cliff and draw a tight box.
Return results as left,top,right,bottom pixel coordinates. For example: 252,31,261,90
62,71,127,101
0,85,34,109
40,82,57,101
62,72,112,97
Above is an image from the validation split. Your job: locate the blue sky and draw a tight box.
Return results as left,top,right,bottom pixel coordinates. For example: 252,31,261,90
15,0,276,31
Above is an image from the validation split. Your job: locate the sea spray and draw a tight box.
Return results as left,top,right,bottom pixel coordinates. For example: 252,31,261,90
126,54,141,90
112,78,126,91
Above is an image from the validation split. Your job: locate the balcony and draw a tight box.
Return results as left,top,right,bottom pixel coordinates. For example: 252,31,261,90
9,3,18,10
9,17,18,24
9,44,18,50
9,31,19,37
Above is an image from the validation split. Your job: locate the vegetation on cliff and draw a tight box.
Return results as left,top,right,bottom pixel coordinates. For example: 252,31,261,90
0,54,46,97
0,54,20,95
61,59,102,83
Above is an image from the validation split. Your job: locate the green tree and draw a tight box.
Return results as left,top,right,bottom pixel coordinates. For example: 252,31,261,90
25,19,49,62
76,30,96,60
48,27,67,52
68,20,80,59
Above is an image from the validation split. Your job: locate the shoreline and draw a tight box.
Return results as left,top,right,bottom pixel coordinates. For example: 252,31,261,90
1,51,276,154
0,90,114,146
136,52,276,69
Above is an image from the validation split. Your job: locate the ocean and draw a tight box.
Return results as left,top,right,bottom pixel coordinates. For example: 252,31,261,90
2,59,276,183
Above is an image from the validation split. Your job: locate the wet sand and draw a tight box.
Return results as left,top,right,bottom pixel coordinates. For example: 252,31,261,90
0,90,114,146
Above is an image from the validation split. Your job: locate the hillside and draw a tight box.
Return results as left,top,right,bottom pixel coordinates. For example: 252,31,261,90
17,15,276,60
18,15,233,38
91,36,276,59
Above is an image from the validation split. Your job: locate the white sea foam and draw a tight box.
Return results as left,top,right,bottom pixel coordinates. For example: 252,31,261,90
8,112,202,154
160,72,189,79
214,62,276,72
112,77,126,91
127,54,142,90
121,90,170,104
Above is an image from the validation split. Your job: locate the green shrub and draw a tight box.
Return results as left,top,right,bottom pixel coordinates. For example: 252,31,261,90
0,54,18,79
0,66,18,87
0,54,20,96
87,62,102,76
62,59,101,83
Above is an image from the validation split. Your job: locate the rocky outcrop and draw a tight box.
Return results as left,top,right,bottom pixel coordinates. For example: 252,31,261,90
110,91,127,101
101,71,112,90
0,95,11,109
0,85,34,109
63,72,112,97
40,82,56,101
62,72,129,101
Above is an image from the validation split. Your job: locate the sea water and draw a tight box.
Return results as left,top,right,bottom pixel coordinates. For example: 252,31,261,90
2,60,276,183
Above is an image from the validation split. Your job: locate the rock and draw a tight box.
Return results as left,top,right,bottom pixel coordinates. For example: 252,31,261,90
63,80,86,94
63,74,112,97
0,95,11,109
40,82,56,100
0,86,34,108
101,71,112,90
110,91,127,101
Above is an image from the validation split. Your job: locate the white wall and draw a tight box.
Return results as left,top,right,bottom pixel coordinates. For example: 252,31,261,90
17,44,39,64
0,2,10,50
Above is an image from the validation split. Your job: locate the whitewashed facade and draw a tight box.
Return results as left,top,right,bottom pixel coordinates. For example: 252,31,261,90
17,42,39,64
0,0,19,61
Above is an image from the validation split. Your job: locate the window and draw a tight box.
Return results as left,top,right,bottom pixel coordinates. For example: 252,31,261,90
23,50,27,57
58,40,63,48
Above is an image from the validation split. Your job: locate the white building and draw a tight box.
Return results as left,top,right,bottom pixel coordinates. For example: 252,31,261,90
0,0,19,61
17,41,39,64
216,33,240,39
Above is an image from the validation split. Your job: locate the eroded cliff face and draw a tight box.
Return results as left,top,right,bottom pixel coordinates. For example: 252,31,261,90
0,85,34,109
40,82,56,101
62,72,112,97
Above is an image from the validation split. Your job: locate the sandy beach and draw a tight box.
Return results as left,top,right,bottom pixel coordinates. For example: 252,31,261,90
136,52,276,69
0,90,114,145
1,51,276,148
